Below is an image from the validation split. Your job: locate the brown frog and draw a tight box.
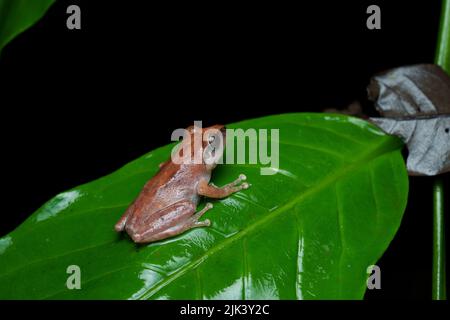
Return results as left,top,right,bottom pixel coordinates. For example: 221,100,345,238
115,124,249,243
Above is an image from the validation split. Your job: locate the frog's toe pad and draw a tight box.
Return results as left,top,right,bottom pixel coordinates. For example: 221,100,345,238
195,219,211,227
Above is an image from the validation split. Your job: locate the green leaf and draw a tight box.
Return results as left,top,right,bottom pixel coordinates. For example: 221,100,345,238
0,113,408,299
0,0,55,54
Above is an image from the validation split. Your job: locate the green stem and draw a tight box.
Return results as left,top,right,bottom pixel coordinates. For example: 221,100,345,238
435,0,450,69
432,178,446,300
433,0,449,301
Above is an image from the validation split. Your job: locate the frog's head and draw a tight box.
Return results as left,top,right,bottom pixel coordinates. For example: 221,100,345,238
202,124,226,170
178,124,226,169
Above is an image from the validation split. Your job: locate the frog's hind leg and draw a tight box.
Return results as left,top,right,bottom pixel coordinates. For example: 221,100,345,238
114,204,134,232
188,202,213,227
131,202,213,244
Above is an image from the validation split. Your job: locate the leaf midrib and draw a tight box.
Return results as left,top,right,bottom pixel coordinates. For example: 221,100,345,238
138,136,399,299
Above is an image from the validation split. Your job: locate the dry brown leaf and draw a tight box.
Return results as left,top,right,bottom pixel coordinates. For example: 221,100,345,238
368,64,450,176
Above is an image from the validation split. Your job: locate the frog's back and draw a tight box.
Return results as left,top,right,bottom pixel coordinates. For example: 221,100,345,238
131,162,210,215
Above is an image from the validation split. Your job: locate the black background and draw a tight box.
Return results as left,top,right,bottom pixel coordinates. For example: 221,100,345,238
0,0,448,300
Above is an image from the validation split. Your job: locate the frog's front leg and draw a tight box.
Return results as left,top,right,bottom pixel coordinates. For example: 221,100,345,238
130,202,213,243
197,174,249,199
